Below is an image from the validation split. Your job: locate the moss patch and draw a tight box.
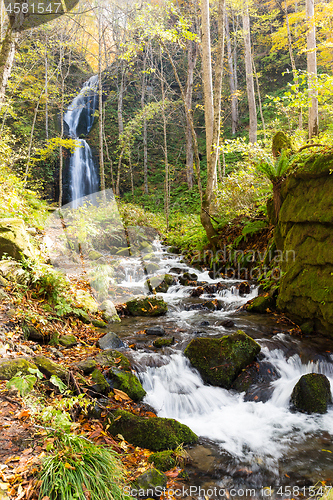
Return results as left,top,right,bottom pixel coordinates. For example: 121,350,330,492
33,355,68,380
0,358,37,380
148,451,176,472
126,296,168,317
107,368,146,401
153,337,174,348
106,410,198,451
246,295,275,314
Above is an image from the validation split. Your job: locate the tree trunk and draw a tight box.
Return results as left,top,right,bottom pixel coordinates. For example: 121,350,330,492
98,8,105,194
226,10,237,135
160,47,169,229
45,44,49,139
141,48,148,195
116,61,125,194
200,0,225,245
306,0,318,139
0,25,20,104
242,4,257,144
185,40,197,189
252,56,266,140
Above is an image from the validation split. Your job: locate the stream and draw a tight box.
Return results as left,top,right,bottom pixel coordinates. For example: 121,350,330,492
107,241,333,498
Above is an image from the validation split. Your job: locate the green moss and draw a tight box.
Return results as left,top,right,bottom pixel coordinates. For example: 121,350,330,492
246,295,275,313
76,358,97,374
126,296,168,317
107,368,146,401
91,369,110,394
148,274,175,293
106,410,198,451
291,373,332,414
272,131,292,157
58,334,77,348
153,337,174,348
91,319,108,328
33,355,68,380
0,358,37,380
184,331,261,389
148,451,176,471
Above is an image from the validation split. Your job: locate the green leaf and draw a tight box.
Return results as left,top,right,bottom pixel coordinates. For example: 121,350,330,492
6,374,37,397
49,375,67,393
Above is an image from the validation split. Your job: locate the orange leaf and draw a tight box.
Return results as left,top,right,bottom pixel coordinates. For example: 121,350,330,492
113,389,131,401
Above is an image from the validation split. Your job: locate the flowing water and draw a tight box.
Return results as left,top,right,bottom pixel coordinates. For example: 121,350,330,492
108,241,333,498
63,75,99,207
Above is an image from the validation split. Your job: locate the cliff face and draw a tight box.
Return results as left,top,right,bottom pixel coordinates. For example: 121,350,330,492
276,148,333,337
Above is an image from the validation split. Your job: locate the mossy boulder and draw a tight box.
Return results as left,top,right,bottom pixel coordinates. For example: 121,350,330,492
91,369,110,395
126,296,168,317
107,368,146,401
291,373,332,414
75,358,97,374
147,274,175,293
106,410,198,451
134,468,168,492
33,355,68,380
94,350,131,371
75,290,99,314
88,250,104,261
100,299,121,323
91,319,108,328
0,218,37,261
58,334,77,348
184,331,261,389
153,337,174,348
0,358,37,380
246,295,275,314
148,451,176,471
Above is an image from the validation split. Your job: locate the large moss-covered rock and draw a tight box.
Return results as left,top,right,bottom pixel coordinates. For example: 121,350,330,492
147,274,176,293
100,299,120,323
184,331,261,389
91,369,110,395
107,368,146,401
0,218,37,261
291,373,332,414
58,334,77,348
246,295,275,313
0,358,37,380
75,290,99,314
33,355,68,380
94,350,131,370
126,296,168,317
276,150,333,337
106,410,198,451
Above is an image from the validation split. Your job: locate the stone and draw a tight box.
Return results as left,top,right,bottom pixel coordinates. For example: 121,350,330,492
33,355,68,380
0,358,37,380
134,469,168,492
98,332,124,350
88,250,104,261
106,410,198,451
145,326,165,336
91,319,108,328
0,260,29,285
126,296,168,317
147,274,175,293
75,289,99,314
107,368,146,401
220,319,235,328
22,321,46,342
153,337,174,348
291,373,332,414
184,330,261,389
91,369,110,395
0,218,37,261
148,451,176,472
75,358,97,374
246,295,275,314
100,299,120,323
238,282,250,295
300,321,314,335
190,287,204,297
58,334,77,348
94,350,131,371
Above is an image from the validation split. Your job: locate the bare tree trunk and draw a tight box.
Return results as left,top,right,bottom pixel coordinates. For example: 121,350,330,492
185,40,197,189
160,47,169,229
200,0,225,244
45,43,49,139
59,78,64,207
284,0,302,129
116,61,125,195
103,102,115,192
98,7,105,193
129,147,134,196
226,10,237,134
242,3,257,144
252,56,266,140
306,0,318,139
0,26,20,104
141,48,148,195
232,14,239,121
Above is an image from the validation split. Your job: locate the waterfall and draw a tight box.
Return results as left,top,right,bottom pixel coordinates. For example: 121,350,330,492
63,75,99,207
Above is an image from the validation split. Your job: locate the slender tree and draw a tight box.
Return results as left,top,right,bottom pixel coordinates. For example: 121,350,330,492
242,2,257,143
306,0,319,139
